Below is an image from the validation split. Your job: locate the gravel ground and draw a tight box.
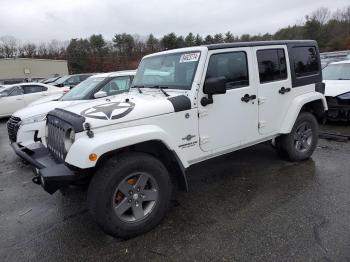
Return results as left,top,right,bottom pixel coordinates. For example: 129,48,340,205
0,119,349,262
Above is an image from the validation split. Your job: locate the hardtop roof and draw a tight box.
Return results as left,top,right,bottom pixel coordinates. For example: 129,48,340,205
207,40,318,50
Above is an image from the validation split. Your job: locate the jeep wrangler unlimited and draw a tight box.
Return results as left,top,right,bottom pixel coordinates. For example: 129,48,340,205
13,41,327,238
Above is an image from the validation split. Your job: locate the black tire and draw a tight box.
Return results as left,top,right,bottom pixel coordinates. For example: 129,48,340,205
87,152,173,239
275,112,319,162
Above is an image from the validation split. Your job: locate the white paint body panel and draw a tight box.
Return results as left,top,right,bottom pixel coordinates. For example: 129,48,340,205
323,80,350,97
44,45,327,169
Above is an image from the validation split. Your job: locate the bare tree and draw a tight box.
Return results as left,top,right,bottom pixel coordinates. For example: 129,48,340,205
37,43,48,58
22,42,37,58
312,7,331,25
0,35,18,58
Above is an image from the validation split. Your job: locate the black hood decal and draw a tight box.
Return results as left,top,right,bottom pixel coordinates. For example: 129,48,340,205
81,101,135,120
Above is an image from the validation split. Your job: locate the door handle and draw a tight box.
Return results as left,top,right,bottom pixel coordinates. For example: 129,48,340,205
279,87,291,94
241,94,256,103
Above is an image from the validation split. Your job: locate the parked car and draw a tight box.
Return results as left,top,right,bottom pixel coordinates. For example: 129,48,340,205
12,40,327,239
323,60,350,121
0,83,69,118
41,76,62,84
51,74,93,88
7,71,135,146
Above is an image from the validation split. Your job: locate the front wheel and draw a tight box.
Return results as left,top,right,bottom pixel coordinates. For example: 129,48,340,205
276,112,319,162
87,152,173,239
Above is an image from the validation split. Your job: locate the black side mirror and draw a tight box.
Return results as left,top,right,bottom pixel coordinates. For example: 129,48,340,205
201,76,227,106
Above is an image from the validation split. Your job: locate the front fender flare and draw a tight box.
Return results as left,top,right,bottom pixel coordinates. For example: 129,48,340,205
65,125,188,169
279,92,328,134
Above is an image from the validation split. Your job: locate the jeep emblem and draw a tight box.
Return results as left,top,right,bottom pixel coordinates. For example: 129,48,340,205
81,102,135,120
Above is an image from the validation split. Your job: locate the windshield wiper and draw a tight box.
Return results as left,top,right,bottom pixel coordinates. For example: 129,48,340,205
337,78,350,80
131,85,143,94
148,85,170,97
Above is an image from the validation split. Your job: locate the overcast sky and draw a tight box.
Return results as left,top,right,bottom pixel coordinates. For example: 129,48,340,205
0,0,348,42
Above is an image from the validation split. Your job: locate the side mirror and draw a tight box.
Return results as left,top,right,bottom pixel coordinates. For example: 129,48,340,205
94,91,107,99
201,76,227,106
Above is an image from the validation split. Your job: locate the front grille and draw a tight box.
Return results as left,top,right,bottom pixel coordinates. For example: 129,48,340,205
7,116,21,142
46,108,85,162
47,115,69,162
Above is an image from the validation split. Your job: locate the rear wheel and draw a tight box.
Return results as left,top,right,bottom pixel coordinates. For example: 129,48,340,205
276,112,318,162
87,152,173,239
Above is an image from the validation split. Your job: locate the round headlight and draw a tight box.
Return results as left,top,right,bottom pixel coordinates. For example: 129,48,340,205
64,129,75,152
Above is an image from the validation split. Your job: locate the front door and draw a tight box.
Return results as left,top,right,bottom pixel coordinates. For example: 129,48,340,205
198,48,259,152
252,46,293,135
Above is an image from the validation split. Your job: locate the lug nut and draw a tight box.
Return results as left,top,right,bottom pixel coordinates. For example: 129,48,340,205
129,190,133,195
128,199,132,203
137,187,140,192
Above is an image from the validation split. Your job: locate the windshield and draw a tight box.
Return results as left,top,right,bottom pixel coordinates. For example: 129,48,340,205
61,77,104,101
323,63,350,80
52,75,71,85
132,52,200,90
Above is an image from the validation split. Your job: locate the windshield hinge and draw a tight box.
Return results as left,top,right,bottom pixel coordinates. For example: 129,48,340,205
198,109,208,118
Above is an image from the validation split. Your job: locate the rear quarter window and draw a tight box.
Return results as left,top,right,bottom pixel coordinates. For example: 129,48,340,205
293,46,319,77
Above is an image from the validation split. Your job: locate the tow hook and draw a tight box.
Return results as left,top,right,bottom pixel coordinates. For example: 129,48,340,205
32,176,41,185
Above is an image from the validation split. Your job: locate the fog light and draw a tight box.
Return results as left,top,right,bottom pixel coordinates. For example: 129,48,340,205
89,153,98,161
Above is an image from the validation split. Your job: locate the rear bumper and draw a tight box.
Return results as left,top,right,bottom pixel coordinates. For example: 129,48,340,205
11,142,77,194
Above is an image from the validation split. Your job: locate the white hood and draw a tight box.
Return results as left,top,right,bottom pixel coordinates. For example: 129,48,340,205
28,93,64,106
323,80,350,97
13,99,89,120
57,90,190,129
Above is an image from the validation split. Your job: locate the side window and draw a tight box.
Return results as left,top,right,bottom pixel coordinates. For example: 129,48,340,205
293,46,319,77
67,75,80,84
79,75,90,81
257,49,287,83
8,87,24,96
22,85,44,94
100,77,131,96
206,51,249,89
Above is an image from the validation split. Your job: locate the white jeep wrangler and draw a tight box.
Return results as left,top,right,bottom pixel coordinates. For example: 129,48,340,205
15,40,327,238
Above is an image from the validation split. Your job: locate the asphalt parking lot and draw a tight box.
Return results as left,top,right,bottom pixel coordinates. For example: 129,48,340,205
0,119,349,262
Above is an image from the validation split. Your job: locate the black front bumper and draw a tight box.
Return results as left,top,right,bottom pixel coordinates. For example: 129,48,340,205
326,97,350,121
11,143,77,194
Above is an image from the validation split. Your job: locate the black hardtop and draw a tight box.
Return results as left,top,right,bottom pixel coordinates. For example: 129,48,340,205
207,40,318,50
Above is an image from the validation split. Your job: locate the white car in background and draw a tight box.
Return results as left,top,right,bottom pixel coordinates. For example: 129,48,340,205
323,60,350,120
7,70,135,147
0,83,69,118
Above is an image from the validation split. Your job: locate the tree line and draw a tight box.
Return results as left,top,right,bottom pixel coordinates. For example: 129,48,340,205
0,6,349,74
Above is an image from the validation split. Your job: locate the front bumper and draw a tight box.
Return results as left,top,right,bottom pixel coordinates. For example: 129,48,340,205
326,97,350,121
11,142,77,194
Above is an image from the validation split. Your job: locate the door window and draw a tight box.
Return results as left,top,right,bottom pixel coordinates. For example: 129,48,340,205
206,52,249,89
67,75,80,85
8,87,24,96
257,49,287,83
22,85,44,94
100,76,131,96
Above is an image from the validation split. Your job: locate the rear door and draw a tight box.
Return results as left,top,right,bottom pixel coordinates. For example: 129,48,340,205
22,85,48,105
252,45,293,135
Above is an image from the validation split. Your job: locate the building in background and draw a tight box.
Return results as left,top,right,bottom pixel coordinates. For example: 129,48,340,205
0,58,68,84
